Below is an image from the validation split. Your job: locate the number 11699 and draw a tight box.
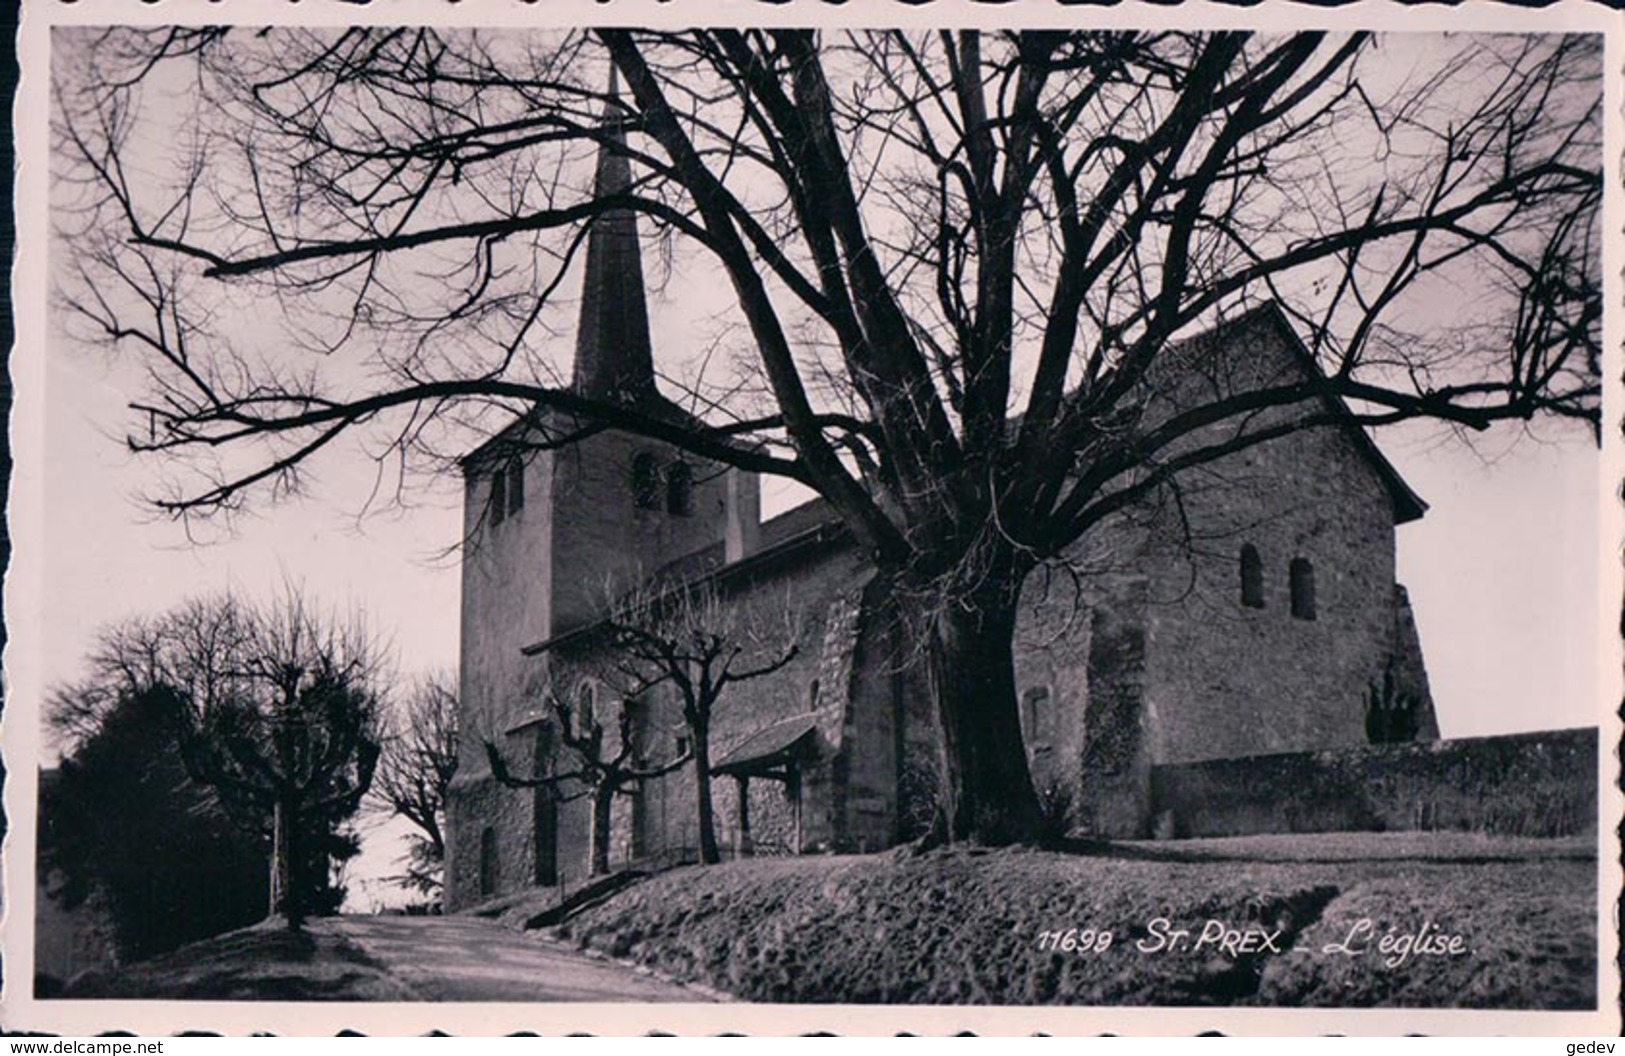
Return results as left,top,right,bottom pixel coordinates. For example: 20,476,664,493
1036,928,1114,953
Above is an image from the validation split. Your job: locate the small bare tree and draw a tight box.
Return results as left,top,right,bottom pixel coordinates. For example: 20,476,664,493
371,671,459,897
592,579,802,866
485,690,690,879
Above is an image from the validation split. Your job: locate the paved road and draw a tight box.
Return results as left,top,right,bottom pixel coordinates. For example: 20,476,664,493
320,915,719,1002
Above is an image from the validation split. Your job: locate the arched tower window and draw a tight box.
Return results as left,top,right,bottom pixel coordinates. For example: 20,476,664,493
1290,557,1317,621
631,451,660,510
505,457,525,518
489,458,524,526
1239,544,1264,609
665,461,693,516
625,697,652,765
808,679,821,710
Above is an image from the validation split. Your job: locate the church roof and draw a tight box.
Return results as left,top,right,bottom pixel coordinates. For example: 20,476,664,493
572,83,656,403
514,301,1427,659
459,75,670,475
457,391,716,475
650,498,840,585
1176,301,1427,525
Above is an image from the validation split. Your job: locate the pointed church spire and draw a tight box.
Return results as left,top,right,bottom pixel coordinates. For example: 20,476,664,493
572,66,656,403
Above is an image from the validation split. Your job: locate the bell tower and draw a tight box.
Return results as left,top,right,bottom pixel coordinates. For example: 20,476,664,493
545,74,734,631
450,70,752,910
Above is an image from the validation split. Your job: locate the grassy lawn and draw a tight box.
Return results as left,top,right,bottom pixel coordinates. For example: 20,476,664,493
51,833,1596,1008
553,834,1597,1008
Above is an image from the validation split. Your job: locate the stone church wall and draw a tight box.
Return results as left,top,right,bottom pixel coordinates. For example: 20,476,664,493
1004,312,1437,838
834,579,911,853
446,773,536,904
547,425,736,634
1151,727,1597,838
456,443,555,776
1138,415,1413,766
449,442,557,911
1133,314,1436,767
449,419,755,907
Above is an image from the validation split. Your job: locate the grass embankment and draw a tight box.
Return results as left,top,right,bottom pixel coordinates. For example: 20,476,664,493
63,920,418,1001
553,833,1596,1008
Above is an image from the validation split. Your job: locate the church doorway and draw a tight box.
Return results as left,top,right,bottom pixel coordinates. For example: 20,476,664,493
533,787,558,887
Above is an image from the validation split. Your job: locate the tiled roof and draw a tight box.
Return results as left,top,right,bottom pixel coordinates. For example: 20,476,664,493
713,714,821,776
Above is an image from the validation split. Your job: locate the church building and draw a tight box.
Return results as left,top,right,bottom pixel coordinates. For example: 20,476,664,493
444,110,1437,911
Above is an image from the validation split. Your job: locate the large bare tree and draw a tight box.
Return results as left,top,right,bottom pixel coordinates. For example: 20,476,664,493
53,27,1602,843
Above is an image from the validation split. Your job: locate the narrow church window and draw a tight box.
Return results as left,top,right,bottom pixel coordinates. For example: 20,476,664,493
1022,685,1054,751
533,786,558,888
505,457,525,518
1239,544,1264,609
489,466,508,527
808,679,821,710
666,461,693,516
631,451,660,510
532,720,555,776
625,698,651,765
1290,557,1317,621
576,681,597,738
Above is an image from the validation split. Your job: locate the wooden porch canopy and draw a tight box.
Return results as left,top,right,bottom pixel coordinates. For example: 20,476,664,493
713,715,821,780
713,715,821,855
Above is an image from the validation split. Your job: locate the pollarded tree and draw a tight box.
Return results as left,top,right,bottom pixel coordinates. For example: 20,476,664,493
588,579,802,865
484,689,691,879
53,27,1602,843
174,592,385,929
45,592,386,929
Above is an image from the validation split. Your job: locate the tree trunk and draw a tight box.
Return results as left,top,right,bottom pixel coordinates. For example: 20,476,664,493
692,726,720,865
272,796,305,930
589,784,614,877
735,775,752,859
915,579,1044,846
268,799,284,920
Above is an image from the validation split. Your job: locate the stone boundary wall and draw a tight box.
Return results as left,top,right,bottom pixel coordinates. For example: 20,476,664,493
1150,727,1598,839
